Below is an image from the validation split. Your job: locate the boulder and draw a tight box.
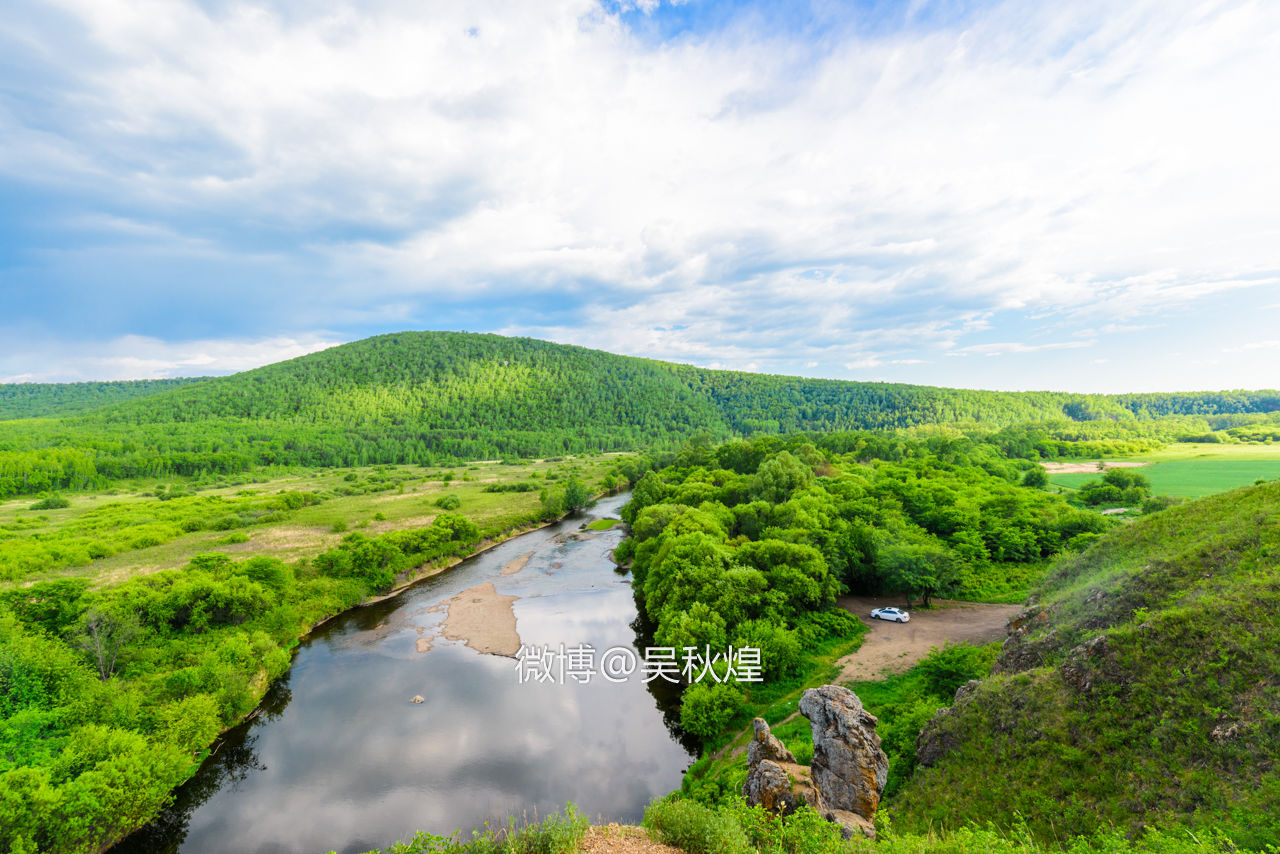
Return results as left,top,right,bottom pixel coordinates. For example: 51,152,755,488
743,759,802,816
747,717,797,766
799,685,888,839
743,718,802,815
915,680,980,768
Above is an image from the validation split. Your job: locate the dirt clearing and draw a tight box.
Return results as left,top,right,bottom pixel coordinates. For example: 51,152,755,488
1039,461,1148,474
835,596,1019,682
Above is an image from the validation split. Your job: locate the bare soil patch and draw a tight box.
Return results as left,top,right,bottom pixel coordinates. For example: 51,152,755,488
435,581,521,657
1039,461,1149,474
580,825,680,854
835,596,1019,682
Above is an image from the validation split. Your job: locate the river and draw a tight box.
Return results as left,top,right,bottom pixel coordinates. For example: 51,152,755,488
112,493,695,854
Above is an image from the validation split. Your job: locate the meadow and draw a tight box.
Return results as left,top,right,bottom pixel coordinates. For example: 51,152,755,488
1046,443,1280,498
0,456,628,587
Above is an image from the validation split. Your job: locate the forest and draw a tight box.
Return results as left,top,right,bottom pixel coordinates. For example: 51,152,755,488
614,433,1111,742
2,332,1279,500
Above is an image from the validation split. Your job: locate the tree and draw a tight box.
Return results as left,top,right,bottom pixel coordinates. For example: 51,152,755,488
1022,467,1049,489
750,451,813,504
561,474,592,514
878,541,958,608
77,606,138,681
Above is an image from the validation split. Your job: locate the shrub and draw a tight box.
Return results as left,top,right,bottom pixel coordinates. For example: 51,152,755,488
680,682,744,742
914,642,999,701
435,494,462,510
28,494,70,511
643,797,752,854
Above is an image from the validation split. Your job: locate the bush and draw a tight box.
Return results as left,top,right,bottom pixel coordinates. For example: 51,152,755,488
643,797,752,854
680,682,744,742
914,643,999,701
28,494,70,511
435,494,462,510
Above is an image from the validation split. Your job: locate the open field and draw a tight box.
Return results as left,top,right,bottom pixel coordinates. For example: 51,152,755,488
1047,443,1280,498
0,455,626,587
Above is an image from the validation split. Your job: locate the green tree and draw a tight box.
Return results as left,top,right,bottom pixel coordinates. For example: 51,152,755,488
76,606,139,681
750,451,813,504
1022,467,1049,489
879,541,958,608
561,474,592,514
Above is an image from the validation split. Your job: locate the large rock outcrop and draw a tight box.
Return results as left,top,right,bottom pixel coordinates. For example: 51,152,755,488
800,685,888,840
743,719,805,816
743,686,888,840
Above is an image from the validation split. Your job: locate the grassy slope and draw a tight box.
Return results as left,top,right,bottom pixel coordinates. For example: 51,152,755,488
889,481,1280,846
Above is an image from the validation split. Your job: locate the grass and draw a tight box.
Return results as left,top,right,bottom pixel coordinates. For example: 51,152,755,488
643,795,1259,854
888,481,1280,847
586,518,622,531
333,804,589,854
1047,443,1280,498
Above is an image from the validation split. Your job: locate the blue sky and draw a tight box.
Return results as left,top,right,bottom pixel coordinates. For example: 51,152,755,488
1,0,1277,391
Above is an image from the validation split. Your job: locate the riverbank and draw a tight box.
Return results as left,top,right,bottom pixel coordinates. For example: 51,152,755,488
0,458,640,854
107,488,691,854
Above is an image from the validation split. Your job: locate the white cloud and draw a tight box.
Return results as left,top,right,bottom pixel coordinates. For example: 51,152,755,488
2,0,1278,387
0,334,343,383
956,340,1096,358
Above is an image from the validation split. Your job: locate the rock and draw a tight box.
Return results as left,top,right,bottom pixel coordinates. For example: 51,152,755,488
916,679,988,768
799,685,888,840
744,719,802,815
747,717,797,766
743,759,802,816
409,695,424,704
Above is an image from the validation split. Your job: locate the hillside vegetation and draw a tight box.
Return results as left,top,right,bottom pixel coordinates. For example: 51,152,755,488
2,331,1279,499
888,480,1280,846
0,379,204,420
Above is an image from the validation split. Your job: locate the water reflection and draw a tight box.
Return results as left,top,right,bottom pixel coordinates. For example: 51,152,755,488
113,494,693,854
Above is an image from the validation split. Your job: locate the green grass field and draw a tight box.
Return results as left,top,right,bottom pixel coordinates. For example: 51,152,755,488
1048,443,1280,499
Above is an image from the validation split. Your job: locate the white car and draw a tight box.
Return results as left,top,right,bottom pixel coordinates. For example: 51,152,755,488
870,607,910,623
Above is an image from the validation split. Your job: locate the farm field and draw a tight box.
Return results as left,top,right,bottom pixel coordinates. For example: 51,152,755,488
1047,443,1280,498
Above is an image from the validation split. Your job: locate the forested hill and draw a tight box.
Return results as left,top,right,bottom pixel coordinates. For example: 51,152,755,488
71,331,1280,432
2,331,1279,496
0,378,205,420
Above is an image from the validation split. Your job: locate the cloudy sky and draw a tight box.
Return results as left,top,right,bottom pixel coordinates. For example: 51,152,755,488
1,0,1277,391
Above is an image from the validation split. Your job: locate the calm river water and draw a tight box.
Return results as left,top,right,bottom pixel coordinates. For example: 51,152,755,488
113,493,695,854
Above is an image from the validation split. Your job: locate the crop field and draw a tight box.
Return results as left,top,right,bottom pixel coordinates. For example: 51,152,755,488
0,455,625,587
1048,443,1280,499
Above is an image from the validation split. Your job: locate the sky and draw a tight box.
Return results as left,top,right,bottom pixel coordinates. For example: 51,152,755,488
1,0,1278,392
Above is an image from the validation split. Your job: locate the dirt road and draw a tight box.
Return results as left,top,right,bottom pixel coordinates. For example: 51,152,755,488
834,595,1020,683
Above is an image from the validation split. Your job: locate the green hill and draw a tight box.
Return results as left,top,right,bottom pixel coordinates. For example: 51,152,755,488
892,480,1280,846
1,330,1278,499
